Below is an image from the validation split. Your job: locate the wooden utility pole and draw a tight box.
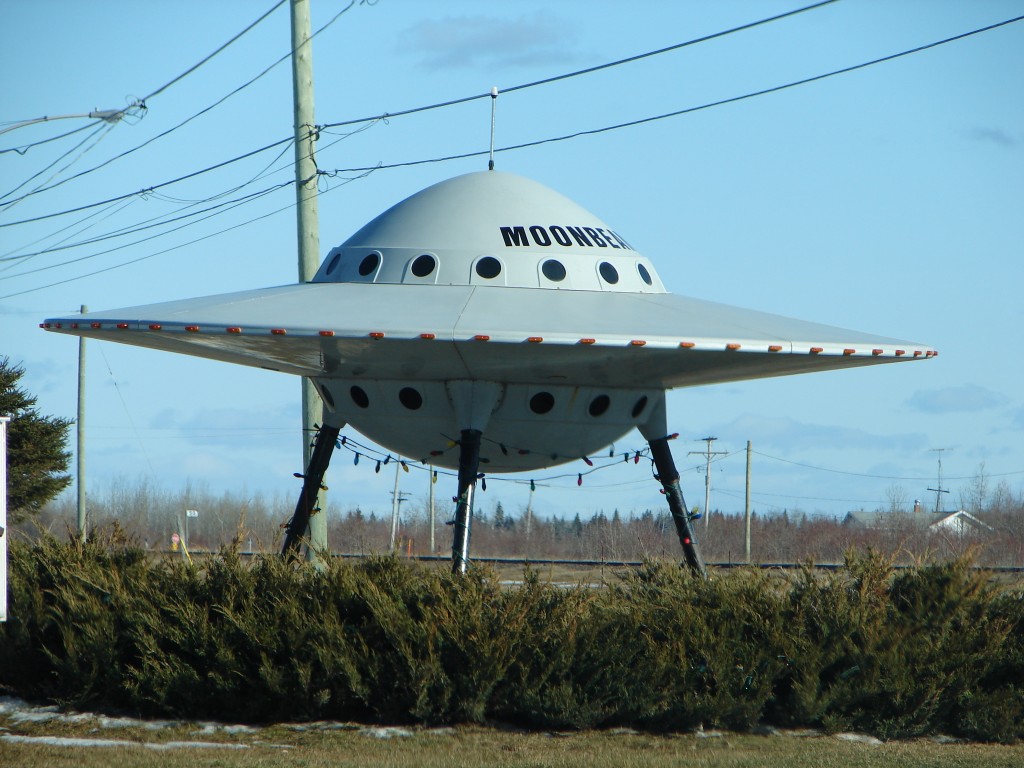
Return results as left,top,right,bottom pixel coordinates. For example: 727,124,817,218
690,437,727,530
745,440,752,563
77,304,87,542
290,0,325,557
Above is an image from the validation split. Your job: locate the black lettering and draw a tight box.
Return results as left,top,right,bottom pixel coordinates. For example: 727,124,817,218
500,226,530,247
584,227,607,247
566,226,592,246
609,230,634,250
549,226,572,247
596,228,620,249
529,225,552,246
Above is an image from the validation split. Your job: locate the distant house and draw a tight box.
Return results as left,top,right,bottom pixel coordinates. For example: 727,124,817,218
843,509,993,537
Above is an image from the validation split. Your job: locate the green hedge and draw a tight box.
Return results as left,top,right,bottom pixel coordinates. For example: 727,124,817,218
2,532,1022,741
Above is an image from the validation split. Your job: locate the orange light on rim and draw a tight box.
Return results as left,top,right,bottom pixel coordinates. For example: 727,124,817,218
91,322,102,329
420,333,436,340
895,349,906,356
913,350,923,357
579,338,596,345
527,336,543,343
474,334,490,341
226,327,242,334
271,328,287,335
70,323,79,329
810,347,823,354
872,348,883,356
185,325,200,332
369,331,385,339
726,343,741,350
679,341,696,348
319,330,335,337
117,323,129,329
768,345,783,352
630,339,647,346
843,348,856,356
149,324,163,331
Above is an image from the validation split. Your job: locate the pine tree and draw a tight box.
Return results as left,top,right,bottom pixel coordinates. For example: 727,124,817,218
1,357,72,523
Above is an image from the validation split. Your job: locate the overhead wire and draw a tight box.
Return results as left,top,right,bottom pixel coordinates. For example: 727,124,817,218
0,0,823,227
317,0,841,132
0,137,297,266
324,12,1024,175
0,0,360,214
7,7,1022,296
0,168,373,300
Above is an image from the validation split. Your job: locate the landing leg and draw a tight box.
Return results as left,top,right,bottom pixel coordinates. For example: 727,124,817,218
282,422,341,561
451,428,482,575
649,436,707,578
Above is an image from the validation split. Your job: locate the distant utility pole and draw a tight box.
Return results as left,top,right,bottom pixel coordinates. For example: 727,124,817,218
690,437,727,530
389,459,410,552
745,440,752,563
77,304,87,542
290,0,325,558
428,465,436,554
928,448,952,513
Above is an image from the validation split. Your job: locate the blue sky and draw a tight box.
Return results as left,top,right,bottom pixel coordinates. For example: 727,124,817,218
2,0,1022,532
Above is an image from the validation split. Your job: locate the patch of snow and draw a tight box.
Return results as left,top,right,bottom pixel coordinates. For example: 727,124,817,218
361,726,414,739
834,732,883,745
1,734,248,750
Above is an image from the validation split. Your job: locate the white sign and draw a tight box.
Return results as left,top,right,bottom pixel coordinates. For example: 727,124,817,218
186,509,199,518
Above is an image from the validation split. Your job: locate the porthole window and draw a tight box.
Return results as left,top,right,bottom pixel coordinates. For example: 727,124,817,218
358,253,380,276
318,384,336,408
631,395,648,419
541,259,566,282
599,261,619,284
637,263,653,285
350,385,370,409
529,391,555,415
399,387,423,410
411,254,436,278
475,256,502,279
588,394,611,417
326,252,342,275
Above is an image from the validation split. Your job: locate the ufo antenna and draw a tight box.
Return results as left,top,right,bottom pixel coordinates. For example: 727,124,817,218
488,86,498,171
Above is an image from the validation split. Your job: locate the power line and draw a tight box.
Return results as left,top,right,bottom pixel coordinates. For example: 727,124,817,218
0,136,294,228
141,0,287,103
317,0,840,132
752,449,1024,481
324,12,1024,175
0,0,359,212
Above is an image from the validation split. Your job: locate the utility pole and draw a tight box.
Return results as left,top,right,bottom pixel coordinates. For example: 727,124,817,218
690,437,727,530
745,440,752,563
525,482,535,542
928,448,952,513
428,465,435,554
389,459,409,552
290,0,325,558
77,304,87,542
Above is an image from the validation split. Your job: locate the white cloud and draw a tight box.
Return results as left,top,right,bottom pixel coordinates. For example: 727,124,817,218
906,384,1008,414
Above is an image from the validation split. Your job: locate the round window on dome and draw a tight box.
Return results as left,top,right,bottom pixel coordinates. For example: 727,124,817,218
350,386,370,409
399,387,423,410
631,395,648,419
542,259,566,282
411,254,436,278
475,256,502,279
637,263,653,285
358,253,380,277
529,392,555,415
588,394,611,417
326,252,342,275
599,261,619,284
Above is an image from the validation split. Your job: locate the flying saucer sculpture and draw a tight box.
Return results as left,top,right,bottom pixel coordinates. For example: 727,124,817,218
43,171,935,575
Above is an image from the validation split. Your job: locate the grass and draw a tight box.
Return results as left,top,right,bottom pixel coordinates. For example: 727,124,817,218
3,713,1024,768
